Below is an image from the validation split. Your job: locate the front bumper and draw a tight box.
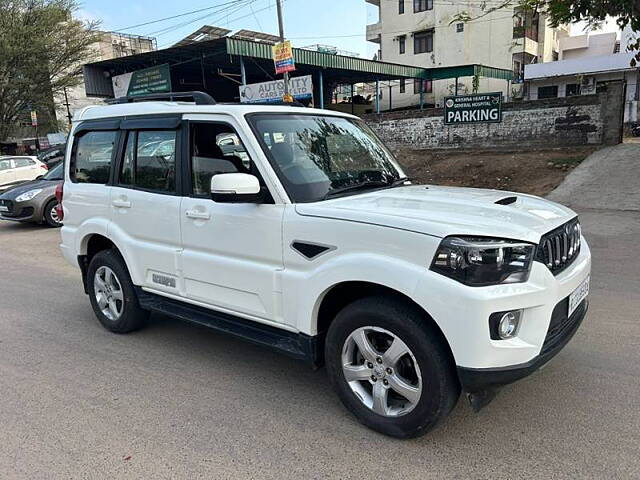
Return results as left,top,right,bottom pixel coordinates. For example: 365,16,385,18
458,298,588,393
413,237,591,370
0,198,43,223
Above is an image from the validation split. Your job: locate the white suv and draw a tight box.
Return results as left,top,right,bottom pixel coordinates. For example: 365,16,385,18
59,93,591,438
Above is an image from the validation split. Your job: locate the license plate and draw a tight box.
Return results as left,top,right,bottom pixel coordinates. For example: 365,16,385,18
0,205,8,212
568,275,590,317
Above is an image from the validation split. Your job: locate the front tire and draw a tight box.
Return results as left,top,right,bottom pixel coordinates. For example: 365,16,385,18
87,249,149,333
43,199,62,227
325,297,460,438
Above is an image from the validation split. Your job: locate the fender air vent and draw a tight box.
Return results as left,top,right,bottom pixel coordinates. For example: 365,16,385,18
291,241,333,260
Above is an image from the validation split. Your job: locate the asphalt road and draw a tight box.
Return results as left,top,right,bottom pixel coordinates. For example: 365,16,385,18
1,170,639,477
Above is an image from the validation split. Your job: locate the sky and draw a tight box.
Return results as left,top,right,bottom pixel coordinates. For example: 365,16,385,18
78,0,379,58
78,0,621,60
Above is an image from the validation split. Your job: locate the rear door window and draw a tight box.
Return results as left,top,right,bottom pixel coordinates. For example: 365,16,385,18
118,130,177,194
71,131,117,184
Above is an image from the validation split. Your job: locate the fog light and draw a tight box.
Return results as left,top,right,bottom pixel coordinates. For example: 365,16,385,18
489,310,522,340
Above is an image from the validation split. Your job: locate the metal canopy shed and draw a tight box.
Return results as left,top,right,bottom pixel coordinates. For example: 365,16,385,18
84,37,513,110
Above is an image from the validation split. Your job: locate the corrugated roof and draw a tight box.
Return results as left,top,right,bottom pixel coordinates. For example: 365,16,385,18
226,37,427,79
83,36,514,98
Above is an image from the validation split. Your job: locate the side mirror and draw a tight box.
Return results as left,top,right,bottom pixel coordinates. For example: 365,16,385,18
211,173,263,203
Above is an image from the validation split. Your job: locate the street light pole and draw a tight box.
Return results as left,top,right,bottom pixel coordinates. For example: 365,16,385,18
275,0,290,98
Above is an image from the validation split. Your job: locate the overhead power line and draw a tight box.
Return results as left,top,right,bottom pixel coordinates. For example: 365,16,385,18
113,0,249,32
148,0,256,37
156,0,279,48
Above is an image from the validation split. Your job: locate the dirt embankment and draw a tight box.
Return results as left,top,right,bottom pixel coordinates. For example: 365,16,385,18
393,147,597,197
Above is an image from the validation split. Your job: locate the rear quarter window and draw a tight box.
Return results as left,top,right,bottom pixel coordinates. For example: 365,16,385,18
14,158,35,167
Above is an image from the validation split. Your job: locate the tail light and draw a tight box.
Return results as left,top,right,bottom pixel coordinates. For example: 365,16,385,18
41,163,48,170
55,183,64,221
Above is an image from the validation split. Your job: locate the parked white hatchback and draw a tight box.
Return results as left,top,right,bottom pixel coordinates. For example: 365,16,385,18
58,92,591,438
0,156,48,192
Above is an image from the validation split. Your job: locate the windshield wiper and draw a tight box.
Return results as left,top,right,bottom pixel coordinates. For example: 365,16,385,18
323,177,409,200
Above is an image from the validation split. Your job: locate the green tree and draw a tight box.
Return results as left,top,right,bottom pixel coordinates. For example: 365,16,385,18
454,0,640,65
0,0,100,141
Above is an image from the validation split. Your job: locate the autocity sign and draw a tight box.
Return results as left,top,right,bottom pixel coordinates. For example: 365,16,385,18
239,75,313,104
444,92,503,125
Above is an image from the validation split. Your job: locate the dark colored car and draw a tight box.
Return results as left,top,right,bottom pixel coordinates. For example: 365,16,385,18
0,163,63,227
37,146,66,168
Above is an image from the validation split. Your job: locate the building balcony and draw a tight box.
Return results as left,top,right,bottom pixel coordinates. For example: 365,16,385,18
513,36,539,58
366,22,382,43
365,0,380,6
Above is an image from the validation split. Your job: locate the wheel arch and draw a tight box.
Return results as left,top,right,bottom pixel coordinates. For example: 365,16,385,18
78,233,126,294
314,281,456,367
41,195,58,221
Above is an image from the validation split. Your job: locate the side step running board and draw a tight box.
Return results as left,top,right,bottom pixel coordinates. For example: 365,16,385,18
135,288,321,367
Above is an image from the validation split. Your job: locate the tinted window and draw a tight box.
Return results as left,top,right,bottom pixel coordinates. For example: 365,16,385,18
0,159,11,171
191,123,252,196
43,163,64,180
120,133,135,186
137,131,176,192
117,131,176,193
71,131,116,184
39,148,63,161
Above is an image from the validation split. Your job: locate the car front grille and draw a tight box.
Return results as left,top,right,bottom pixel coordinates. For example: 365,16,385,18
0,199,14,214
541,296,587,357
536,218,581,275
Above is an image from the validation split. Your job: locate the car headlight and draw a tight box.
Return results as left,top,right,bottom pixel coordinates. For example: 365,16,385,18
430,236,535,286
15,189,43,202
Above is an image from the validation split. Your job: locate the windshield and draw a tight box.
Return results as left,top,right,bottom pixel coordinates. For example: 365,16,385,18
248,114,405,203
43,163,63,180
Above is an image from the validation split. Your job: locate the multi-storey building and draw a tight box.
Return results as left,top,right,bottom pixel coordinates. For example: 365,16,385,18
57,32,156,127
366,0,568,109
525,28,638,123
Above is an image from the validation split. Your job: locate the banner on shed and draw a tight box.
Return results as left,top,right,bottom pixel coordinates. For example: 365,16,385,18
239,75,313,104
112,64,172,98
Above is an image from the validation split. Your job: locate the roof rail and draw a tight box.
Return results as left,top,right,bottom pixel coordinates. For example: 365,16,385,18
241,100,307,107
106,91,216,105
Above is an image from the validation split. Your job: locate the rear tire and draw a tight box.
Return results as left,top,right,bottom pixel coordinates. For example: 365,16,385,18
43,199,62,227
87,249,149,333
325,296,460,438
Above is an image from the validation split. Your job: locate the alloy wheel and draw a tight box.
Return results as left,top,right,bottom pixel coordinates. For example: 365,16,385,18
50,204,61,225
341,326,422,417
94,266,124,321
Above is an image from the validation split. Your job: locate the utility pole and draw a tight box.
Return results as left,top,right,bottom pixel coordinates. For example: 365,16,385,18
275,0,290,98
63,87,73,127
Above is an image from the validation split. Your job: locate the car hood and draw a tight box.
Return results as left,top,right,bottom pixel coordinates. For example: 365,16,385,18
295,185,577,244
0,178,58,199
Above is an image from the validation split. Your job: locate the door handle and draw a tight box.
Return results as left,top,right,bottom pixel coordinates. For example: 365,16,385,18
185,209,211,220
112,199,131,208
